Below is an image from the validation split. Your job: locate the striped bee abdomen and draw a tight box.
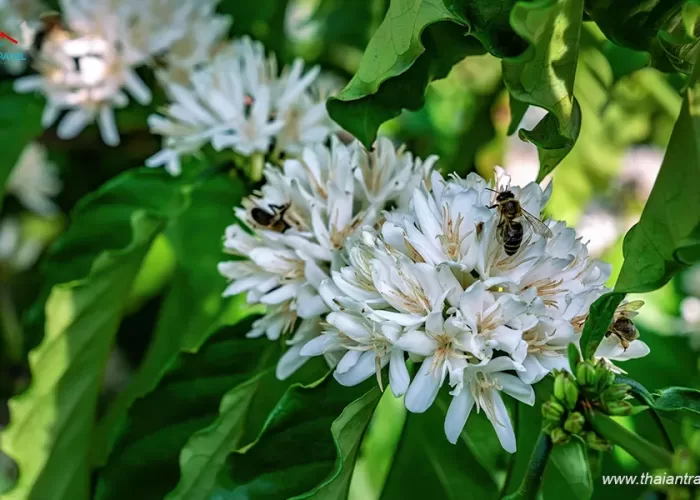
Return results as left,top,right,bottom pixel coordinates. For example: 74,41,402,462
503,221,523,256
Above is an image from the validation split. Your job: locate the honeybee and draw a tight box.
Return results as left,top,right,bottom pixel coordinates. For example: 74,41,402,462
606,300,644,350
250,203,291,233
487,188,552,255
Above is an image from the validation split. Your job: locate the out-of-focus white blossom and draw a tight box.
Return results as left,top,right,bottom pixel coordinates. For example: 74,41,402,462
0,217,44,272
503,106,546,186
147,36,339,176
13,0,230,147
620,146,664,201
7,142,61,216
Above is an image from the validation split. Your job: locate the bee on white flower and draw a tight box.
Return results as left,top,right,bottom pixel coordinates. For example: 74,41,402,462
14,0,229,147
147,36,339,176
287,163,650,451
218,138,433,378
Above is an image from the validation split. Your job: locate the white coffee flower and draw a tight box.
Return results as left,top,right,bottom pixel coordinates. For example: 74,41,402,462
515,317,576,384
301,311,410,396
444,356,534,451
147,36,338,176
7,142,61,216
14,0,229,147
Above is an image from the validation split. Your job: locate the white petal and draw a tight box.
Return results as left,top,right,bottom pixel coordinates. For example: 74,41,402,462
334,351,380,387
98,107,120,146
393,330,439,357
276,344,309,380
389,349,410,397
404,357,443,413
57,109,90,140
336,350,362,374
444,389,475,444
488,391,517,453
494,373,535,405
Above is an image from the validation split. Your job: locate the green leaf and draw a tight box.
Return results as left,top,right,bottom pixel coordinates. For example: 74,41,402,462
1,168,244,500
296,388,383,499
508,96,529,135
95,322,281,500
614,54,700,293
589,412,672,469
212,376,380,499
92,174,247,464
327,0,487,147
1,212,165,500
0,82,45,207
502,0,584,181
567,343,581,371
654,387,700,415
381,395,499,499
165,361,327,500
579,293,624,361
584,0,700,74
647,386,700,428
166,373,272,500
545,441,593,500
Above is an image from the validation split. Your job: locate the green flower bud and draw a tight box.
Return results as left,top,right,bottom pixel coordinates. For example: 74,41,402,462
553,372,567,402
551,427,571,445
672,448,697,476
585,431,611,452
542,400,566,422
606,400,633,416
563,411,585,435
564,377,580,410
576,362,596,387
603,383,631,403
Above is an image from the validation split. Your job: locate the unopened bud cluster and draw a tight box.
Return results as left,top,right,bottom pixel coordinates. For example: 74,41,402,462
543,360,644,449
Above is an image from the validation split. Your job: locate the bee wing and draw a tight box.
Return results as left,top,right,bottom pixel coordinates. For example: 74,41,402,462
622,300,645,311
619,300,644,318
521,209,553,238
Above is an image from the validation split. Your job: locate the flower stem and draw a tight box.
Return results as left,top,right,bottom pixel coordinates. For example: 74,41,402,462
249,153,265,182
502,432,552,500
0,283,23,362
589,411,673,469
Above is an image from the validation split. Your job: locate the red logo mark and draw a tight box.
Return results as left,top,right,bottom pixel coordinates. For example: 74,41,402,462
0,32,19,44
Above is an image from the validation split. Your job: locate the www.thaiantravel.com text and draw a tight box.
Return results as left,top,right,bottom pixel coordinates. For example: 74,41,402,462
603,472,700,486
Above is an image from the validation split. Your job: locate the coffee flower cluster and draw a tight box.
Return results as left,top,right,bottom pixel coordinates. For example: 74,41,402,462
147,36,337,176
14,0,229,146
219,146,650,452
